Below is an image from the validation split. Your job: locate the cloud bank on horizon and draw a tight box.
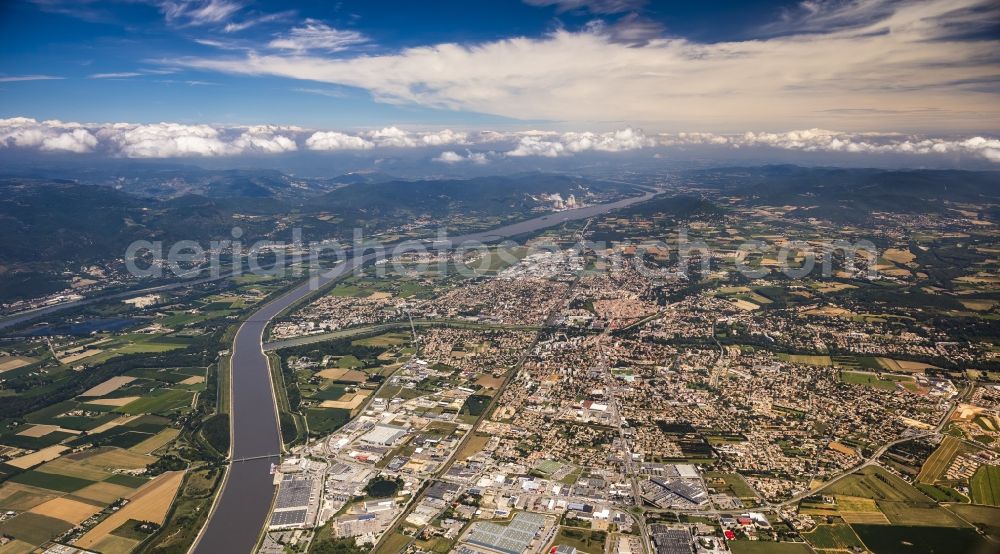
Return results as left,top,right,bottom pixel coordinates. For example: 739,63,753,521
1,117,998,163
1,0,997,165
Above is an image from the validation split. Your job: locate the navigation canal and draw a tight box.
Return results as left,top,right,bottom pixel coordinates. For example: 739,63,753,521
191,189,656,553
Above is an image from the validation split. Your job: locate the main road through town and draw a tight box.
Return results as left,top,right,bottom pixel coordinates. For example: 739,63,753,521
190,189,657,553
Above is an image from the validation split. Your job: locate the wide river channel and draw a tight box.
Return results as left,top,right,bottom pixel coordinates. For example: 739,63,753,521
187,189,658,553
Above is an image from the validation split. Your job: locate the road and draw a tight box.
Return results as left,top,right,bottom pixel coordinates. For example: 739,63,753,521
188,190,658,553
772,384,970,509
370,219,596,554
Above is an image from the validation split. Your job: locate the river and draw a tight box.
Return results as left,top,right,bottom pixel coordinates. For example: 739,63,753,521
177,189,657,553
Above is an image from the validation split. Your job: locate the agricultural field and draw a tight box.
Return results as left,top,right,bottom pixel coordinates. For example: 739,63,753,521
0,282,268,553
75,471,184,551
917,436,969,484
278,330,414,438
803,524,865,550
0,445,170,550
728,541,812,554
947,505,1000,539
851,524,987,554
970,464,1000,506
799,495,889,524
776,353,833,366
0,356,36,373
875,358,937,373
817,466,968,527
839,370,917,392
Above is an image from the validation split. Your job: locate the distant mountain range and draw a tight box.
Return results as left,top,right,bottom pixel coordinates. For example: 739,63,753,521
683,165,1000,223
0,164,996,303
0,170,636,302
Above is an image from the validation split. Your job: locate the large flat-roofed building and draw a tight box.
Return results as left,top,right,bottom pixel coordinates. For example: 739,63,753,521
465,512,547,554
268,474,323,530
650,525,694,554
360,424,408,446
336,513,380,538
641,476,709,509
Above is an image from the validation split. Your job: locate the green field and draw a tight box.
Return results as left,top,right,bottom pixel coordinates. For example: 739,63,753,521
305,408,352,435
728,542,812,554
803,524,864,550
460,394,491,417
534,459,563,477
371,532,411,554
970,464,1000,506
126,366,206,384
947,504,1000,539
821,466,967,526
106,473,149,487
823,466,926,501
10,470,94,493
852,524,987,554
352,332,410,347
840,370,913,390
114,341,187,354
337,355,363,368
704,471,759,499
916,483,968,503
917,436,968,484
0,512,74,545
118,388,193,415
554,526,606,554
327,284,368,297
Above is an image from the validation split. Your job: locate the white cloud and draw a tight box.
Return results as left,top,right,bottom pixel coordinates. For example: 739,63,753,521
362,127,468,148
293,87,345,98
657,129,1000,162
433,151,464,163
523,0,646,14
0,118,98,153
561,128,654,152
507,136,566,158
502,128,653,156
0,117,996,162
0,75,63,82
304,131,374,151
268,19,367,53
223,10,294,33
160,0,243,26
232,125,297,153
419,129,468,146
366,126,416,148
97,122,238,157
41,129,99,153
467,152,491,164
175,0,1000,133
433,150,491,164
89,72,143,79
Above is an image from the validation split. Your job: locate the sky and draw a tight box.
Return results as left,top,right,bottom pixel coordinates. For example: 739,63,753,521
0,0,998,166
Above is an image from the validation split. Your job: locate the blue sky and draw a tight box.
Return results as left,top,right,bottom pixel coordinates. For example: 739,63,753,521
0,0,997,164
0,0,809,127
